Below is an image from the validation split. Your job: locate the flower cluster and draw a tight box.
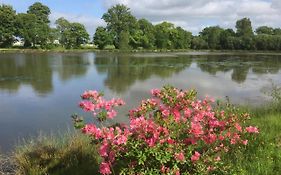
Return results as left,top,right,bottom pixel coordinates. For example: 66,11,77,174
79,90,125,121
75,86,259,174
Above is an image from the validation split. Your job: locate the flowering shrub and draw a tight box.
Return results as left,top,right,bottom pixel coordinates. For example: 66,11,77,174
73,86,259,175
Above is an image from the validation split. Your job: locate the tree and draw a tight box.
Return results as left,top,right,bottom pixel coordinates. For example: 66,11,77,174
56,18,89,48
235,18,255,50
256,26,274,35
93,27,113,49
119,31,130,50
0,5,17,47
102,4,137,48
154,22,174,49
236,18,254,37
15,13,38,47
200,26,223,49
15,2,51,48
191,36,208,50
220,29,236,49
137,19,155,49
273,28,281,35
27,2,50,23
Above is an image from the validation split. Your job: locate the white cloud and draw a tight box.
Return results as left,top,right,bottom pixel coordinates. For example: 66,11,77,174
103,0,281,34
50,12,106,37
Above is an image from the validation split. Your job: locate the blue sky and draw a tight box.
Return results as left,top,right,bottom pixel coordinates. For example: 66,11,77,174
1,0,281,36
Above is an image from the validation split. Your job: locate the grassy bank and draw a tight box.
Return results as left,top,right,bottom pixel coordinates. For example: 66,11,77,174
1,99,281,175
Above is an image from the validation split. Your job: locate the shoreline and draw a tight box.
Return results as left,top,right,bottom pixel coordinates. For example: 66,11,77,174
1,48,281,55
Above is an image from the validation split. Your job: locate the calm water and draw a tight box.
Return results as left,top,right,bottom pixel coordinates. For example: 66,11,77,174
1,52,281,153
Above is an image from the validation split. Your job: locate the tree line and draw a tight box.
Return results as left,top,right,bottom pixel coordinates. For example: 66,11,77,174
1,3,281,51
0,2,89,49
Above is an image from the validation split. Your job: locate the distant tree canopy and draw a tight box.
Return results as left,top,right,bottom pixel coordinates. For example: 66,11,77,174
0,2,89,49
55,17,89,49
1,3,281,50
0,5,17,47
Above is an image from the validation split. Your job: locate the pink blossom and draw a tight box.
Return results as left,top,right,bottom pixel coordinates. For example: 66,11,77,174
174,152,185,162
235,123,242,132
162,109,170,117
79,101,95,111
107,110,117,119
100,162,112,175
191,122,203,137
242,140,248,145
151,89,161,96
115,135,128,145
191,151,201,162
99,142,109,157
246,126,259,133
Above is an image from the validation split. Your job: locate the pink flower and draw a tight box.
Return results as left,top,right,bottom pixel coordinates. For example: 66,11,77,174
115,135,128,145
79,101,95,111
245,126,259,133
99,142,109,157
107,110,117,119
161,109,170,117
81,90,99,99
191,122,203,137
215,156,221,161
173,109,181,122
174,152,185,162
175,169,180,175
191,151,201,162
235,123,242,132
242,140,248,145
100,162,112,175
151,89,161,96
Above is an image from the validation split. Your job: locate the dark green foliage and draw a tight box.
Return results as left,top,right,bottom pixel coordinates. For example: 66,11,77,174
119,30,130,50
191,36,208,49
93,27,113,49
220,29,236,50
0,5,17,47
200,26,224,49
102,4,137,49
56,18,89,49
256,26,274,35
27,2,51,24
236,18,254,37
15,2,51,48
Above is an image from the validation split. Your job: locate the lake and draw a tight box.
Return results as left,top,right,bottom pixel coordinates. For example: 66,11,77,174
0,51,281,153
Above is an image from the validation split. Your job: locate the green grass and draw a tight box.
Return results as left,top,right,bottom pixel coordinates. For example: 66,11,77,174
13,132,101,175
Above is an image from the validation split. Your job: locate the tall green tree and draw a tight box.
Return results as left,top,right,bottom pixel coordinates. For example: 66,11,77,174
102,4,137,48
27,2,51,23
235,18,255,50
200,26,223,49
93,27,113,49
15,2,51,48
56,18,89,48
170,27,192,49
15,13,38,47
154,22,174,49
137,19,155,49
220,29,236,49
119,31,130,50
0,5,17,47
236,18,254,37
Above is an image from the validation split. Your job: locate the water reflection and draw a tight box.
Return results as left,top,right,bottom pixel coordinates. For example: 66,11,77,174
95,54,192,93
0,53,53,94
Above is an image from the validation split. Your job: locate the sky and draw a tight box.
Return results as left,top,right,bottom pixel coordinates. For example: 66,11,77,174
1,0,281,36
